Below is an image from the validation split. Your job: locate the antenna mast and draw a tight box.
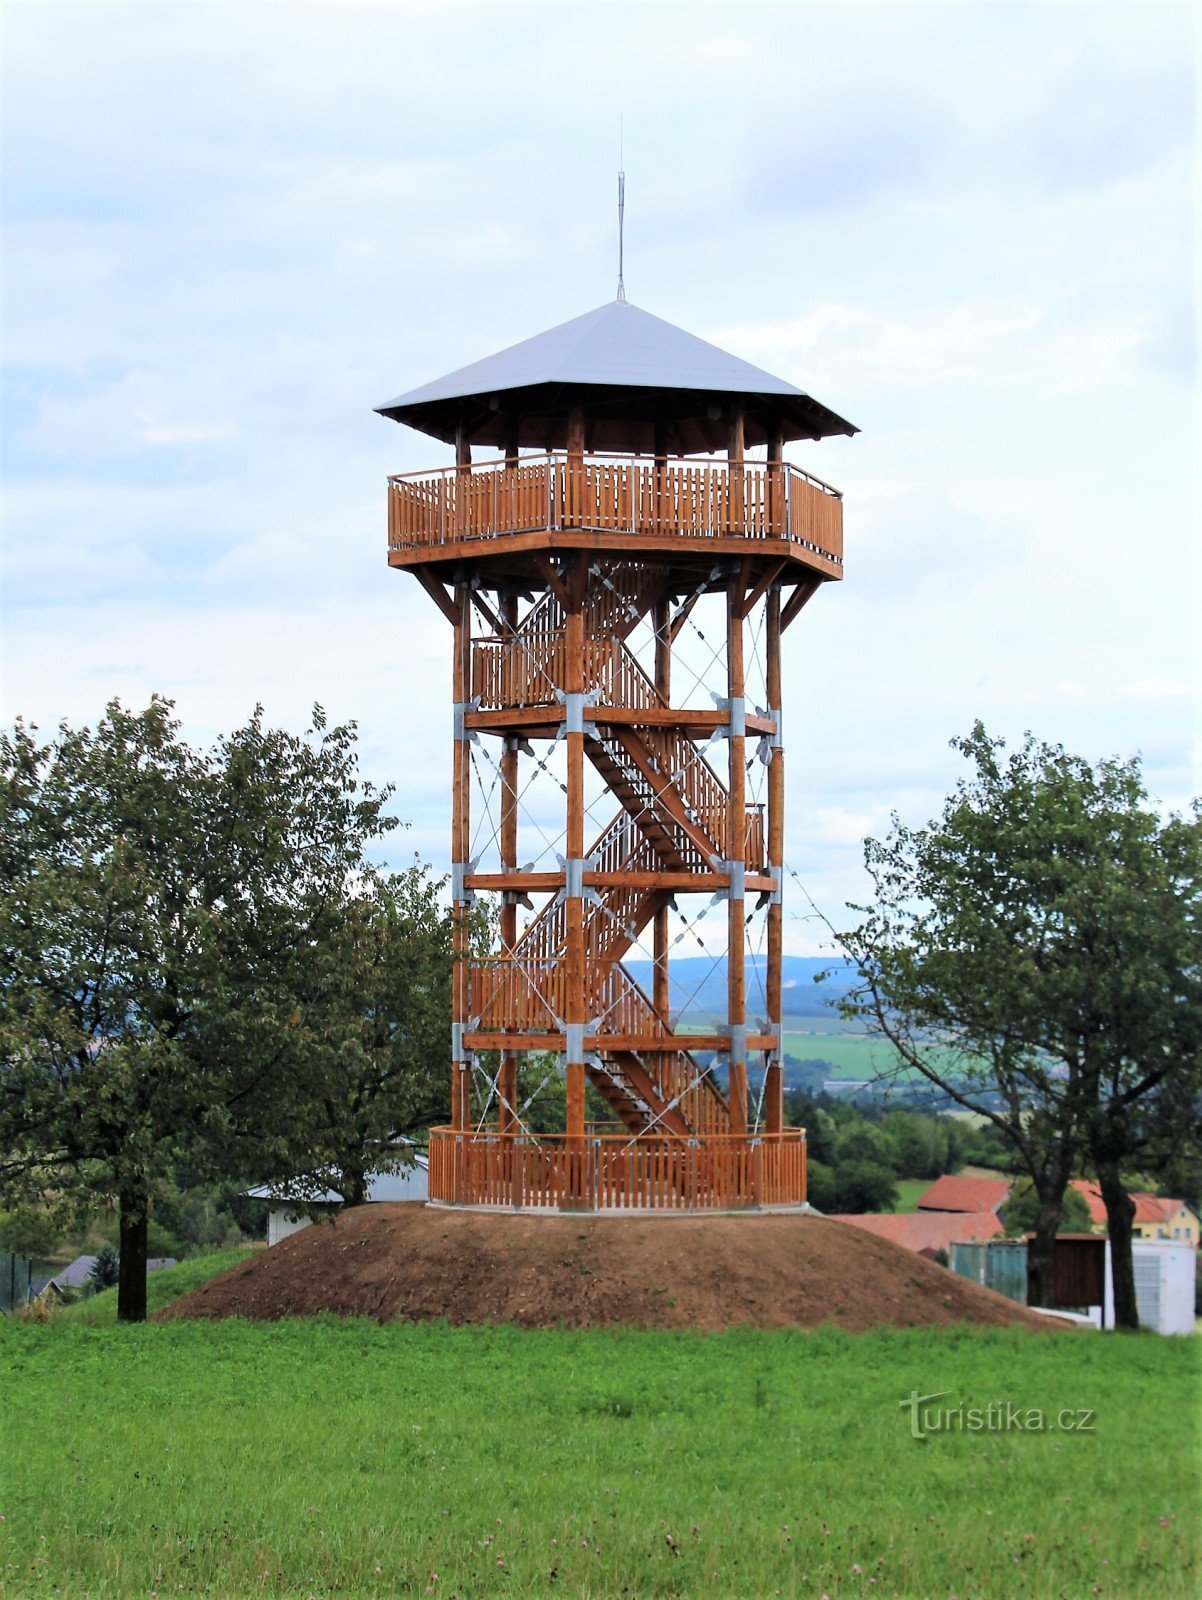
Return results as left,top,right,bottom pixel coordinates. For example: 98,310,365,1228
617,130,626,303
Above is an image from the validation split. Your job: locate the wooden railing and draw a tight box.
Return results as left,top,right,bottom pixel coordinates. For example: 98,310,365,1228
388,454,842,566
427,1127,807,1211
469,954,665,1039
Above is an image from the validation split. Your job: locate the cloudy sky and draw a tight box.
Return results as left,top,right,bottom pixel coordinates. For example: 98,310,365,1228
2,1,1195,951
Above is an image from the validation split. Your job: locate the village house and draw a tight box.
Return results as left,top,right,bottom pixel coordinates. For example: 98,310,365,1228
1069,1181,1199,1246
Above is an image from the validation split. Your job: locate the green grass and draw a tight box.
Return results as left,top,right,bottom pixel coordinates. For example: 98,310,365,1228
891,1178,930,1214
53,1248,254,1326
1,1316,1197,1598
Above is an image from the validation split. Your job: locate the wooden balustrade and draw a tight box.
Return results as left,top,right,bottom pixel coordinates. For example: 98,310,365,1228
427,1127,807,1211
388,454,842,566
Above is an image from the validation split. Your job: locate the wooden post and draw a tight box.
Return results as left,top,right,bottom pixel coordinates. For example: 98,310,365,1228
766,420,783,536
499,590,519,1136
653,597,671,1027
451,582,472,1154
728,403,745,534
566,405,585,528
765,584,784,1136
564,559,587,1170
504,417,520,472
726,575,748,1136
653,420,667,533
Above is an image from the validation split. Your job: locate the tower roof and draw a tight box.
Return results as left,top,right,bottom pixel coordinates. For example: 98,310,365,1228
376,299,857,455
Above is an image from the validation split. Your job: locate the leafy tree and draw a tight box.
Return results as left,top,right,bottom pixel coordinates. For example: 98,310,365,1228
882,1110,950,1179
834,1161,898,1214
1001,1178,1092,1238
90,1244,120,1290
804,1159,836,1213
835,1121,898,1173
0,1206,60,1261
0,699,397,1321
285,863,459,1206
836,723,1202,1322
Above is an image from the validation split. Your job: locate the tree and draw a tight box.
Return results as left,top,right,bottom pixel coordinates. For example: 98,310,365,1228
804,1159,836,1212
835,723,1202,1319
0,698,398,1321
834,1160,898,1214
1001,1178,1092,1238
90,1244,120,1290
286,862,459,1207
0,1206,60,1262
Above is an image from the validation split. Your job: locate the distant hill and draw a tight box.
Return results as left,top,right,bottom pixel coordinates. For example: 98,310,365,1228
623,956,853,1018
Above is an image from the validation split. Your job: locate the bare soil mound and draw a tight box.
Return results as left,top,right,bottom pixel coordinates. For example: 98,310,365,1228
160,1203,1065,1332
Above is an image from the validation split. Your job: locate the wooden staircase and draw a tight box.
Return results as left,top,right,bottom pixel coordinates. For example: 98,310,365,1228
469,563,769,1138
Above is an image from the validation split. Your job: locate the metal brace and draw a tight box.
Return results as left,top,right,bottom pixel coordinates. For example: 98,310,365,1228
450,859,479,904
452,698,482,743
722,859,746,902
770,864,783,906
709,692,746,739
451,1023,465,1060
564,1022,587,1061
721,1023,748,1064
554,687,601,740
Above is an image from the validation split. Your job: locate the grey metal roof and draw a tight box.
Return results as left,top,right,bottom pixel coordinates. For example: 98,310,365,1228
376,299,857,454
246,1159,428,1207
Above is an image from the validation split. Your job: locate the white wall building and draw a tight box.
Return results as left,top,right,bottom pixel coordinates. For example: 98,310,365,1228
247,1160,430,1246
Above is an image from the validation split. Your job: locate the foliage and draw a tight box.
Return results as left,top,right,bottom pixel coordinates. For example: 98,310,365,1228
0,698,399,1319
804,1158,836,1212
0,1204,60,1261
282,862,461,1205
835,721,1202,1318
1001,1178,1093,1238
833,1160,898,1214
1,1318,1196,1599
89,1244,120,1290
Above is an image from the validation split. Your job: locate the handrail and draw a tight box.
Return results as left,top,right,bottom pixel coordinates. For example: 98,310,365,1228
387,451,842,501
387,454,844,564
427,1125,808,1210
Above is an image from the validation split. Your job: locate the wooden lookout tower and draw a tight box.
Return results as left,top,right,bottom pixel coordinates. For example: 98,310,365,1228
377,298,855,1210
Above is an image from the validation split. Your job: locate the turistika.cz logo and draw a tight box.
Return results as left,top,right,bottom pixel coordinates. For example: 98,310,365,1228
900,1390,1096,1441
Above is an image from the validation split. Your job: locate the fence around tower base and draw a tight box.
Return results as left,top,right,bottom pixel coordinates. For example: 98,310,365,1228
426,1128,807,1212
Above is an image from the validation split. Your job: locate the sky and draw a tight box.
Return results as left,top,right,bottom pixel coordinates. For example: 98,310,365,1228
1,0,1196,954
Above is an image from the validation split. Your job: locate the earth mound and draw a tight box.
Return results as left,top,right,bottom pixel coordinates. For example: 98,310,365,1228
159,1203,1065,1332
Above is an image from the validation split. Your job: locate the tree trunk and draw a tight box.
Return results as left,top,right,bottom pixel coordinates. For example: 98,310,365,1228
117,1192,149,1323
1027,1193,1061,1308
341,1165,369,1207
1098,1160,1139,1330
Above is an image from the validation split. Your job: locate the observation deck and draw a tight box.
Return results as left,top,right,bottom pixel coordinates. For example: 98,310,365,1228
387,452,842,582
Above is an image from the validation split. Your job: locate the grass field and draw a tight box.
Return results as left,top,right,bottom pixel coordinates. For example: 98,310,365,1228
890,1178,930,1214
2,1310,1197,1599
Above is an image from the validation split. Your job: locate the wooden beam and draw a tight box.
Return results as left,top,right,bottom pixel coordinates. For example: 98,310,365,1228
451,583,472,1145
411,568,458,626
531,552,571,613
653,595,672,1027
780,577,822,633
726,577,748,1136
469,589,505,636
765,583,784,1137
564,571,586,1156
463,869,776,894
668,592,700,643
499,592,520,1136
738,558,788,620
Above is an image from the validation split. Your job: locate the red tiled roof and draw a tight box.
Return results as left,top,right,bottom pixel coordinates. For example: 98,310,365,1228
832,1210,1004,1254
1068,1181,1196,1228
916,1174,1012,1214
